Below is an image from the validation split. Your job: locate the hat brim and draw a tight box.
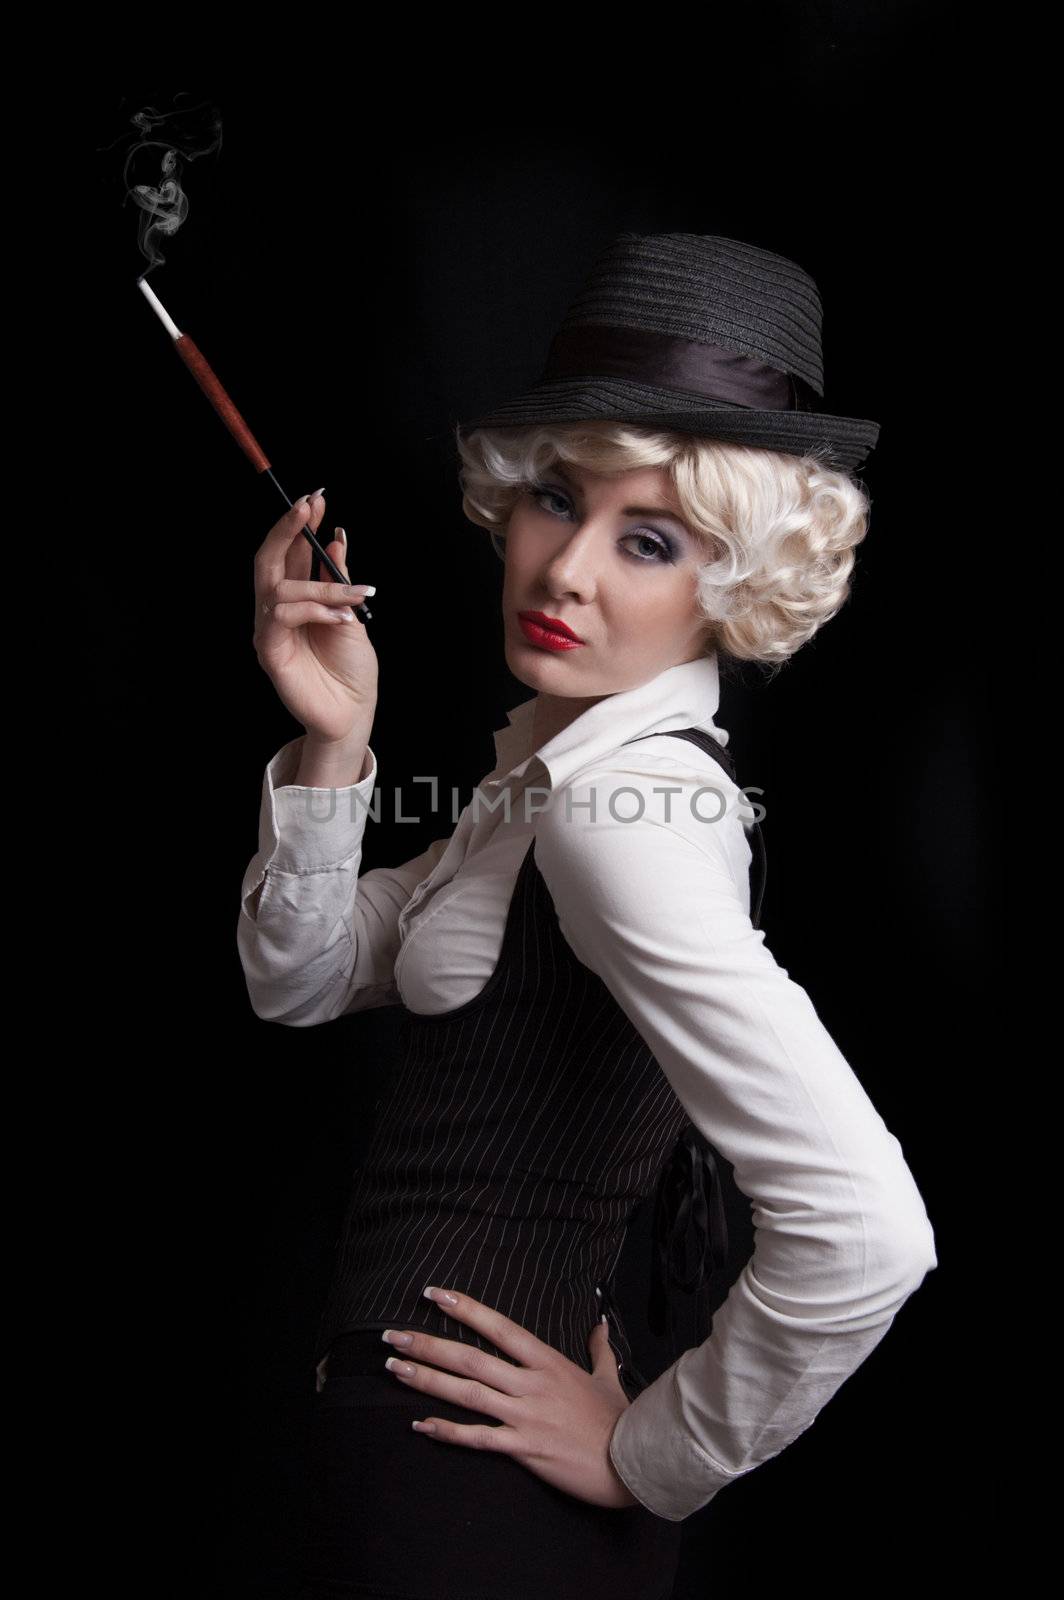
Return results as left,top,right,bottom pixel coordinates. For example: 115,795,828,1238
457,377,880,474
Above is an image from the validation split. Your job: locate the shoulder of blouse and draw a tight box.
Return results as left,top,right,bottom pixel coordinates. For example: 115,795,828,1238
537,735,752,873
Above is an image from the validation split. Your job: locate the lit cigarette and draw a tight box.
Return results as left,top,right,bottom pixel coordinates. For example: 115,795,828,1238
137,273,271,472
136,275,370,620
137,275,183,340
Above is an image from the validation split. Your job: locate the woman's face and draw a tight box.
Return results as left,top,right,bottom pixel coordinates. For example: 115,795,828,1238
501,460,711,699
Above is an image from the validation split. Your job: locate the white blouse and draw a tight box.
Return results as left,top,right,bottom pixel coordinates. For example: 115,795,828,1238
237,655,938,1523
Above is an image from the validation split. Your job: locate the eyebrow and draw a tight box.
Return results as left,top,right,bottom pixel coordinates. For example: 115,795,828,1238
549,464,690,530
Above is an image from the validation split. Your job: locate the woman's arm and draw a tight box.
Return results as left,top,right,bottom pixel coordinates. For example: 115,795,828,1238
237,733,452,1026
533,743,938,1522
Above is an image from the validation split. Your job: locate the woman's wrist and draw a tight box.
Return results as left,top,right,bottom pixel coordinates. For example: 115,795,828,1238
296,719,376,788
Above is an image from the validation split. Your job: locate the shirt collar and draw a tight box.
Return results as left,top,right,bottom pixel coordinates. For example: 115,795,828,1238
485,654,728,791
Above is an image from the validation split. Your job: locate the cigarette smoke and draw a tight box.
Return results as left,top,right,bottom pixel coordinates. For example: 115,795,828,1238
111,93,223,277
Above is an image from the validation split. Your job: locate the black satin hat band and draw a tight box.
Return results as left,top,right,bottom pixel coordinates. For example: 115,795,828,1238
541,323,822,415
456,232,879,471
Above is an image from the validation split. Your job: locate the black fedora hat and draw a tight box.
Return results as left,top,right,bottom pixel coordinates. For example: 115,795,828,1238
457,231,880,475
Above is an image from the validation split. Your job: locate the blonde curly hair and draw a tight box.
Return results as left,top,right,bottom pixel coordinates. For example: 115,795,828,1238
454,420,872,668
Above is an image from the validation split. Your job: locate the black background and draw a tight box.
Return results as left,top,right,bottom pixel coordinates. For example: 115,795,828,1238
84,15,988,1595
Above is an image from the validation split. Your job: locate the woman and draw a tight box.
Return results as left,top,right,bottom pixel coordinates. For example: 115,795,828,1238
239,233,937,1599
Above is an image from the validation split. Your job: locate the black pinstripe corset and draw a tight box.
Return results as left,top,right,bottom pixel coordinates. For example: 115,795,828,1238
312,727,766,1396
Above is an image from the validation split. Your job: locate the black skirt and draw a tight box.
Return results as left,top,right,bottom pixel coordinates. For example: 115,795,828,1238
297,1327,683,1600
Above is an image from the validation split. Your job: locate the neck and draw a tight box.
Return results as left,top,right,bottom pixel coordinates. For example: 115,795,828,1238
531,691,607,752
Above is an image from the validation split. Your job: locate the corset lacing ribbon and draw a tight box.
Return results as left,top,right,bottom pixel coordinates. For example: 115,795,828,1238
598,1123,729,1396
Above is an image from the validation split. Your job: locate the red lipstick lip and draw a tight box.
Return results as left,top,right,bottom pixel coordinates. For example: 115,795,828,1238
518,611,585,643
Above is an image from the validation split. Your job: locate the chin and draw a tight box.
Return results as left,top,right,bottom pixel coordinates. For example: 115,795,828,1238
504,636,586,690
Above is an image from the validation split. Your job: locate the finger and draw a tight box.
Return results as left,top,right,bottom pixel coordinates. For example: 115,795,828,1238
326,532,350,584
256,489,327,593
382,1328,527,1398
411,1415,517,1452
590,1318,621,1380
384,1355,521,1424
303,530,359,593
263,599,359,629
303,490,329,583
315,528,363,592
255,493,317,593
305,487,327,533
275,577,374,606
423,1287,550,1370
289,490,333,584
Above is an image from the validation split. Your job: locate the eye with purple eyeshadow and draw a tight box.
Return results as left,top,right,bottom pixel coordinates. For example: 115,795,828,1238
527,483,680,565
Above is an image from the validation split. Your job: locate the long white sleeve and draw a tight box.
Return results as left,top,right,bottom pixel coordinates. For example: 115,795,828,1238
533,747,938,1522
237,735,452,1026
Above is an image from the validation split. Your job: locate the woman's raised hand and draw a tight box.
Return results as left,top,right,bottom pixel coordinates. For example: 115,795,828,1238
253,491,378,744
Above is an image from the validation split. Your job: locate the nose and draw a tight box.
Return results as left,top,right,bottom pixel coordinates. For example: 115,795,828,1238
541,523,600,603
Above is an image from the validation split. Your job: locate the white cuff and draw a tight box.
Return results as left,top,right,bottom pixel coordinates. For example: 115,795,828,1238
268,737,379,873
607,1359,743,1522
